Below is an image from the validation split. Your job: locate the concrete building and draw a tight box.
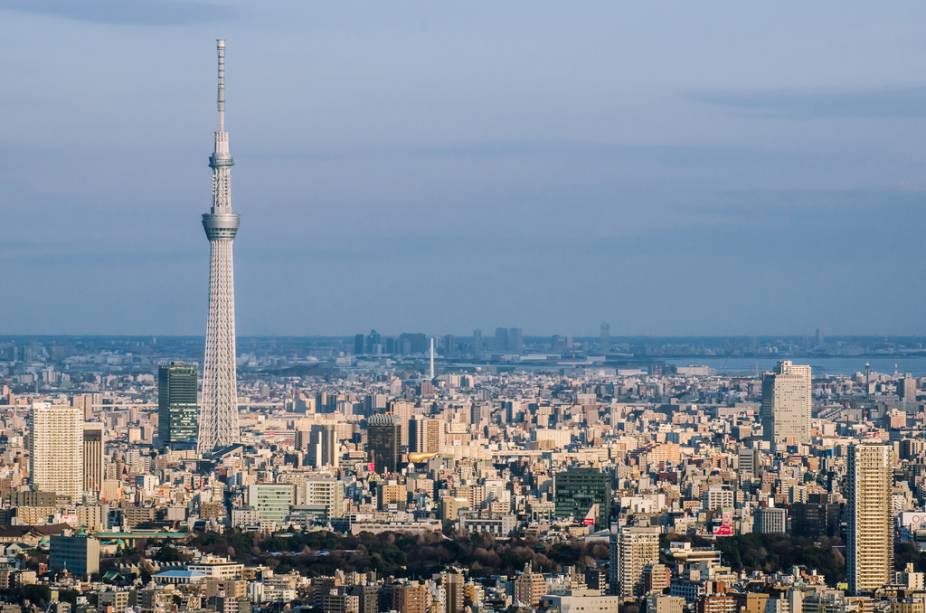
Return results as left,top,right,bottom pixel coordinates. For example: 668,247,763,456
307,424,338,468
82,422,104,497
29,404,83,501
761,361,812,447
618,526,660,597
49,533,100,578
847,442,893,594
755,506,787,534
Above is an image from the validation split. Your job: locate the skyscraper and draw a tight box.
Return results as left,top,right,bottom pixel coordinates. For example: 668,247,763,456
158,362,199,449
29,404,83,501
199,39,241,453
617,526,661,597
760,360,812,447
508,327,523,354
82,422,104,497
408,416,441,454
599,321,610,354
847,442,893,595
308,424,338,468
367,414,401,473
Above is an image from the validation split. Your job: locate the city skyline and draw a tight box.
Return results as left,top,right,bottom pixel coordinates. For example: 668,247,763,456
4,2,926,336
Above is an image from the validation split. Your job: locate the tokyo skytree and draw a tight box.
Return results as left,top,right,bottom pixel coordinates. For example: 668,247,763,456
198,39,240,453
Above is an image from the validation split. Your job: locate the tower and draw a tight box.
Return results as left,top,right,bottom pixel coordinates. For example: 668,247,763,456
847,442,893,594
158,362,199,449
367,414,401,473
199,39,241,453
760,360,812,447
429,337,436,379
29,404,83,501
617,526,660,597
82,422,104,497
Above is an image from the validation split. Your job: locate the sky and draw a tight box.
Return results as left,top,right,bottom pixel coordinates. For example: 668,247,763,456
2,1,926,337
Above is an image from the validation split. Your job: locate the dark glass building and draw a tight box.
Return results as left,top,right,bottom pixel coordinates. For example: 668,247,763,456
554,468,612,528
158,362,199,449
367,414,401,473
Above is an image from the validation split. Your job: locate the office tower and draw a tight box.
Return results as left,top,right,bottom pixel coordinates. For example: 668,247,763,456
429,337,436,379
760,360,812,447
29,404,83,501
847,442,893,595
157,362,199,449
472,329,483,357
737,446,760,479
508,327,523,354
618,526,660,597
408,416,441,454
82,423,104,496
554,468,611,528
367,414,401,473
308,424,338,468
494,327,509,352
199,39,241,453
599,321,610,354
898,375,917,403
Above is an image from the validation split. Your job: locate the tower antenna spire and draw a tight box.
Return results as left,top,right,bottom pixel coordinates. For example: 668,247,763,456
216,39,226,132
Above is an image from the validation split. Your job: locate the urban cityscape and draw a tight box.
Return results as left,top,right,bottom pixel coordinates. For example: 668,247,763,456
5,3,926,613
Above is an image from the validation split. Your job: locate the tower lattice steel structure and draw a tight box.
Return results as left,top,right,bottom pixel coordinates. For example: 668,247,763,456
198,39,240,453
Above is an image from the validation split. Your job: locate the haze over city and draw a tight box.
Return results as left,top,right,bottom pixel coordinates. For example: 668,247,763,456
4,1,926,336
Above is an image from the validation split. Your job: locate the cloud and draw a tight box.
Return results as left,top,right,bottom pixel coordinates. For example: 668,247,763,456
0,0,234,26
690,85,926,119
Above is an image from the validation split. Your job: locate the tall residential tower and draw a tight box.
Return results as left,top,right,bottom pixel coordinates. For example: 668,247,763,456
199,39,241,452
847,442,893,594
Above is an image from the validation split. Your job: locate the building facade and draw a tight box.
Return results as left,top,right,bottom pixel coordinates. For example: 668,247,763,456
760,360,812,447
847,442,893,594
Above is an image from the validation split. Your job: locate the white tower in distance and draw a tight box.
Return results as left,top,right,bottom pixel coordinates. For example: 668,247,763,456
198,39,240,453
429,337,436,380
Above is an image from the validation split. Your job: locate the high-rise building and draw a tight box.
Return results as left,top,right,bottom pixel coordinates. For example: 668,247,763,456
157,362,198,449
408,416,441,454
199,39,241,453
847,442,893,595
367,414,401,473
554,468,611,528
618,526,661,597
442,570,465,613
599,321,611,354
307,424,338,468
494,328,509,353
508,328,523,354
82,422,104,497
29,404,83,501
760,360,812,447
472,329,483,357
898,375,917,403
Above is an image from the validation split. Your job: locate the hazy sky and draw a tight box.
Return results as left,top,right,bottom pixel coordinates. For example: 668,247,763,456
3,1,926,336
